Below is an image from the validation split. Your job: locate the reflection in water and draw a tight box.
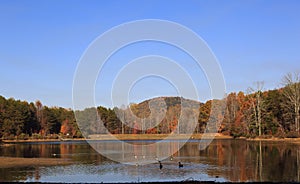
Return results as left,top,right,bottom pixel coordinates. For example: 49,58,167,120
0,140,299,182
88,140,186,165
196,140,300,182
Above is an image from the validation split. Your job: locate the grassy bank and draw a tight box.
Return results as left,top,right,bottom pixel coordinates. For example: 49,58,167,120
3,133,300,144
88,133,233,140
245,137,300,144
1,133,232,143
1,138,86,143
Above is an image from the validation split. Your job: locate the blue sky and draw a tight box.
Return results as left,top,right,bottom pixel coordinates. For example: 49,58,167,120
0,0,299,108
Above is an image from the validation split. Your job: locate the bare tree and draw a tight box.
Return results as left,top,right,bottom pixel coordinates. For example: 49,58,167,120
35,100,44,135
281,72,300,132
247,81,264,136
120,104,126,134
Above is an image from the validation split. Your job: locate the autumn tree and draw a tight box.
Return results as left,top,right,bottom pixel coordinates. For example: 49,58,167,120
0,96,7,137
222,93,240,135
235,91,251,136
247,82,264,136
281,72,300,133
24,102,39,135
198,100,211,133
42,107,61,134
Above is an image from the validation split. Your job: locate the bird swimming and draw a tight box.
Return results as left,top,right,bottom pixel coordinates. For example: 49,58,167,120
178,162,183,168
159,161,163,170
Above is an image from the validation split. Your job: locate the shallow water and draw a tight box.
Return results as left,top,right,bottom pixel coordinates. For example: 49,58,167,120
0,139,299,183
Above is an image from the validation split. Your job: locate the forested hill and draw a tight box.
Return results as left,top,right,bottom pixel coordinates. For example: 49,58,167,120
0,79,300,139
0,96,201,139
76,97,202,136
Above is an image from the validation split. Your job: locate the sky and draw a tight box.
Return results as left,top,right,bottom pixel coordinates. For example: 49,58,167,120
0,0,300,108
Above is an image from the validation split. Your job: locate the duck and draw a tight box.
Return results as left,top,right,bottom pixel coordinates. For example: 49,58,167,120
159,161,163,170
178,162,183,168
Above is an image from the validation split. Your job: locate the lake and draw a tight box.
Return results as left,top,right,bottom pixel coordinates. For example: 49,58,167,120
0,139,299,183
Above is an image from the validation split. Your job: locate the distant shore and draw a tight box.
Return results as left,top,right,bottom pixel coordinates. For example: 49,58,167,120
87,133,233,141
1,138,86,143
245,137,300,144
2,134,300,144
1,133,232,143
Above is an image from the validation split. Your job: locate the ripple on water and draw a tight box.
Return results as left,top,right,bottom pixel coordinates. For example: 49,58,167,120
24,161,227,183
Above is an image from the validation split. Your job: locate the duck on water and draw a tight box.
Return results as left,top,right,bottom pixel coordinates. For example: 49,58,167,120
158,161,183,169
178,162,183,168
159,161,163,170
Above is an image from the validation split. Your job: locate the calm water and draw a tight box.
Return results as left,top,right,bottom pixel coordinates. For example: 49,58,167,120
0,139,299,183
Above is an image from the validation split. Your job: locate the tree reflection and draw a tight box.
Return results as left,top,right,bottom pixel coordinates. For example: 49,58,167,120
0,140,299,182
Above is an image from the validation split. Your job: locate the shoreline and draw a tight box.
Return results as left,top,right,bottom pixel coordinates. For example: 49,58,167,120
1,134,232,143
1,138,87,143
245,137,300,143
88,133,233,141
2,134,300,144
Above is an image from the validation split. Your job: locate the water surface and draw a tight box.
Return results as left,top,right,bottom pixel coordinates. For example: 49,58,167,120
0,139,299,183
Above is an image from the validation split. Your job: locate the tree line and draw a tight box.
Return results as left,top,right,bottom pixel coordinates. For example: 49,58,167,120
219,72,300,138
0,97,82,139
0,72,299,139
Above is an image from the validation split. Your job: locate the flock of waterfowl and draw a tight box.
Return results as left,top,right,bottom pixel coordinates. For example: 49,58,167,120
158,160,183,169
